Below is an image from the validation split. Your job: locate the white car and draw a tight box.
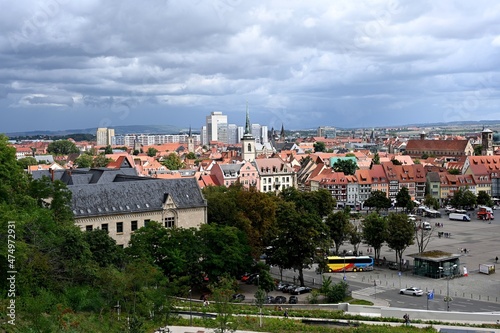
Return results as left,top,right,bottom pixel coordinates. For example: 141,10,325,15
399,287,423,296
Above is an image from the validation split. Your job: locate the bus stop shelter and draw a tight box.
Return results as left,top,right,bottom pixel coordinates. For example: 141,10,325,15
409,250,461,279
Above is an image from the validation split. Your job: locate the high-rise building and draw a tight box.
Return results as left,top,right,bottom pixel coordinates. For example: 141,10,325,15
261,125,269,144
206,111,228,143
252,124,262,144
96,127,115,146
317,126,336,138
227,124,239,144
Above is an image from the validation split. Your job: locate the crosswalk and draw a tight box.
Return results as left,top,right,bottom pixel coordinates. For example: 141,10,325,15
353,285,392,297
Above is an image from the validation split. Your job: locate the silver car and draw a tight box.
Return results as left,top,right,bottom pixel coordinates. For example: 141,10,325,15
399,287,423,296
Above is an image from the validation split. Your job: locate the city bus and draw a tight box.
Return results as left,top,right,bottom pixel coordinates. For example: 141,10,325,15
326,256,374,272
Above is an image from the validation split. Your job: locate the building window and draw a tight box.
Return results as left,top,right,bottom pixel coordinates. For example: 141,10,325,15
144,219,150,227
116,222,123,233
131,220,138,231
101,223,108,232
165,217,175,228
86,225,93,232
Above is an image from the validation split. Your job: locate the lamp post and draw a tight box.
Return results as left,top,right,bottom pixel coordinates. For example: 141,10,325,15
189,289,192,326
439,264,457,311
343,254,346,281
257,274,262,328
374,280,377,299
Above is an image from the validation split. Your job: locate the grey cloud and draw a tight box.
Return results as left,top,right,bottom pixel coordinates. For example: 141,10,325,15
1,0,500,133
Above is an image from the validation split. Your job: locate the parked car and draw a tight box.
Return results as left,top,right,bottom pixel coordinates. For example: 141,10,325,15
388,262,398,270
274,296,287,304
245,273,259,284
264,296,275,304
240,273,252,282
291,286,312,295
232,293,246,302
282,284,297,293
288,295,298,304
276,281,288,291
399,287,423,296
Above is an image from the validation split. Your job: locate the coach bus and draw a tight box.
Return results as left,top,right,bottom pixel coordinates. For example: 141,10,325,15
326,256,374,272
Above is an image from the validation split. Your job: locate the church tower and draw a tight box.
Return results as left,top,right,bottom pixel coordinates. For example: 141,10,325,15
482,128,494,156
241,103,256,162
187,126,195,153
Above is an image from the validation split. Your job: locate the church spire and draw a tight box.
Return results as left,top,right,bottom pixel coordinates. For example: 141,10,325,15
244,101,251,135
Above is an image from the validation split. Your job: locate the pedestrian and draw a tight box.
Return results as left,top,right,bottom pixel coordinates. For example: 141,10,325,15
496,256,498,264
284,309,288,318
403,313,410,326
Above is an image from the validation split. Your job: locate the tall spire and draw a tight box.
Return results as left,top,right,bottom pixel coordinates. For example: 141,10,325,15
188,125,192,137
244,101,251,135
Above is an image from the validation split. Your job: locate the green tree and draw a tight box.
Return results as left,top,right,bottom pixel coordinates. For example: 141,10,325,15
133,149,140,155
162,152,185,170
421,153,429,159
186,152,196,159
385,213,414,271
74,154,94,168
147,147,158,157
198,224,253,280
391,158,402,165
474,145,483,156
84,229,124,268
448,168,460,175
332,159,358,175
361,212,387,261
209,275,238,333
47,139,79,155
93,153,112,167
477,191,493,207
450,188,477,209
104,145,113,154
313,141,326,152
17,156,38,169
348,223,363,255
395,187,413,213
0,135,32,204
423,194,440,210
325,210,351,255
372,153,380,165
364,190,392,212
268,200,326,287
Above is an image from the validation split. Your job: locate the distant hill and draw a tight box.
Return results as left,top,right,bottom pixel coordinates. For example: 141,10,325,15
6,124,183,138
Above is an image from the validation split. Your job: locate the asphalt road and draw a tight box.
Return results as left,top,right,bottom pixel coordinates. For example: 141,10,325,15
268,207,500,312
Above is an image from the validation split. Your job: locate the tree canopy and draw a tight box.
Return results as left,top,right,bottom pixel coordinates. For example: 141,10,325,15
450,188,477,209
162,152,185,170
313,141,326,152
395,186,414,212
364,190,392,212
385,213,414,271
47,139,79,155
332,159,358,175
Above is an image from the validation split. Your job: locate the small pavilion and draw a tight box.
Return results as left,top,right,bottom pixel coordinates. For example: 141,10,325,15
408,250,461,279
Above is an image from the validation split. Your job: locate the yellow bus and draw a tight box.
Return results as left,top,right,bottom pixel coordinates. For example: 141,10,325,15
326,256,374,272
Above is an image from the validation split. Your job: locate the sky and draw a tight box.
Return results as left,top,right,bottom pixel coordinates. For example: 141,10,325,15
1,0,500,133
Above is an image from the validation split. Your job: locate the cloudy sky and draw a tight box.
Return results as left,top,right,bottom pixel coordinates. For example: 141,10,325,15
1,0,500,133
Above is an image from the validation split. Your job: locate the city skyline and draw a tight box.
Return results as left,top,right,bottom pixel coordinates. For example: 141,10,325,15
2,1,500,133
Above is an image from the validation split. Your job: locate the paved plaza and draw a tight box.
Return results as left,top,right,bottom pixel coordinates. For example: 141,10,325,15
344,210,500,305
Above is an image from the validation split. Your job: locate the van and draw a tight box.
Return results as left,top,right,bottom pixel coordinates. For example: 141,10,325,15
449,213,471,221
421,222,431,230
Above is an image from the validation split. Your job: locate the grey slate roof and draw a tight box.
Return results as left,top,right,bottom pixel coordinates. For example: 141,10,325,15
70,177,206,218
31,168,138,184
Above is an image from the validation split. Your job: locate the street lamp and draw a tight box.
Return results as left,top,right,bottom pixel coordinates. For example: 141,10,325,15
439,264,457,312
189,289,192,326
257,274,262,328
373,280,377,299
343,255,346,281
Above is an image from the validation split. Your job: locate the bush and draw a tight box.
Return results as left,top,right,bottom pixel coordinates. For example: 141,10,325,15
325,281,349,303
